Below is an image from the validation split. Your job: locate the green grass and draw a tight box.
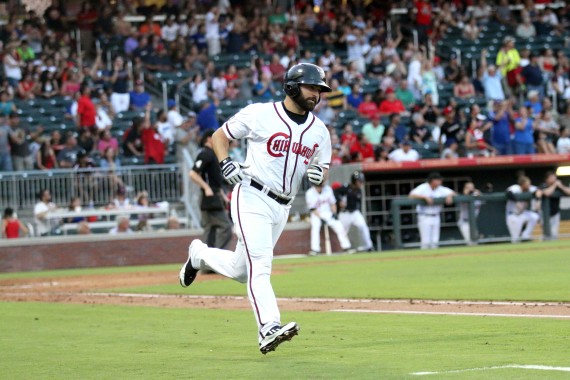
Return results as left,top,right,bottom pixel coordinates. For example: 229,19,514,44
1,302,569,379
110,241,570,302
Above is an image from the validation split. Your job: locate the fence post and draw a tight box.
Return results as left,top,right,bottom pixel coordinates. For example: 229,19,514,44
541,196,551,240
391,199,402,249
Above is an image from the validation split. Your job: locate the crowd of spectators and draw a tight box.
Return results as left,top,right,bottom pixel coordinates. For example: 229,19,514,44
0,0,570,176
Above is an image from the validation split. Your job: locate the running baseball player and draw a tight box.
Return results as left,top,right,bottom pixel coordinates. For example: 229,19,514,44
506,176,542,243
305,183,355,255
179,63,332,354
409,172,456,249
333,171,374,252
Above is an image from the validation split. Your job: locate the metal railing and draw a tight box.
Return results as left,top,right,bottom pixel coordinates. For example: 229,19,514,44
390,192,555,248
0,165,183,211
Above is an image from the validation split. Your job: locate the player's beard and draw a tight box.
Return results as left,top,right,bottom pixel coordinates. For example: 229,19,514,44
293,93,320,112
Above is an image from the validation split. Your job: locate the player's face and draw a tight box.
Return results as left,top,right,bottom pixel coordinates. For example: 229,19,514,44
295,85,322,112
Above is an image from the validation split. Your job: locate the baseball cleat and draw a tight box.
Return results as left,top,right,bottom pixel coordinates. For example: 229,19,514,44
179,240,202,287
259,322,300,354
308,250,320,256
343,248,356,254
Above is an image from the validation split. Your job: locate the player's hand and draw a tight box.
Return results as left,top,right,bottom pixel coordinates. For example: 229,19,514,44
220,157,248,185
204,186,214,197
307,164,324,185
425,197,434,205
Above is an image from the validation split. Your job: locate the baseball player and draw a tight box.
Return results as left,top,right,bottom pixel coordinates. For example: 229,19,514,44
305,183,355,255
333,171,374,252
409,172,456,249
457,181,482,245
179,63,332,354
506,176,542,243
541,171,570,240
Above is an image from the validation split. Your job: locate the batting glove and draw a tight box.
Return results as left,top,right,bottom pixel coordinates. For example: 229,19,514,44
220,157,248,185
307,164,324,185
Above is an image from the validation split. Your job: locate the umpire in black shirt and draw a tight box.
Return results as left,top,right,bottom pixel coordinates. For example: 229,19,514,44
189,129,233,249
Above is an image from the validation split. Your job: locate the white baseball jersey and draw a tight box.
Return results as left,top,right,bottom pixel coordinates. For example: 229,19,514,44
410,182,454,214
223,102,332,198
305,185,336,219
506,184,538,215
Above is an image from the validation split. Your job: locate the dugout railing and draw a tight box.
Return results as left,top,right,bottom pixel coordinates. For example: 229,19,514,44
390,192,558,249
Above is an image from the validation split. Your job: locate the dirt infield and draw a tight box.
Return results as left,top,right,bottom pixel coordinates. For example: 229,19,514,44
1,270,570,318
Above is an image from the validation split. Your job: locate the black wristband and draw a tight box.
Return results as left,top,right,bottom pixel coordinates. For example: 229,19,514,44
219,157,232,168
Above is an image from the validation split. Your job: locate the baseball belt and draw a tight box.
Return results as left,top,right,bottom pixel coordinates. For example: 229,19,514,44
250,179,293,206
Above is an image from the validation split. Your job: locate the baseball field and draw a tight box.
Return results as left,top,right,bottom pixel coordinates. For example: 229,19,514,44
1,240,569,379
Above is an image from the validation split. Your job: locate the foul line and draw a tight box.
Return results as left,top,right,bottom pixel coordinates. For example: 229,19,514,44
332,309,570,319
411,364,570,376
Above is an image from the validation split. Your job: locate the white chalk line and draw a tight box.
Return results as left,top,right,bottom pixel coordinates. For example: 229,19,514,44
411,364,570,376
332,309,570,319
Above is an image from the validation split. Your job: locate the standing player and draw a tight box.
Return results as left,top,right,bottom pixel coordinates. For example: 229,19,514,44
541,171,570,240
189,129,233,250
305,183,355,255
457,181,482,245
505,176,542,242
179,63,332,354
409,172,456,249
334,171,374,252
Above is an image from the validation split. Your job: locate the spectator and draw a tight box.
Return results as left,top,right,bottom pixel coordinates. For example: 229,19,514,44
541,172,570,240
361,115,385,146
97,129,119,155
439,106,464,153
480,49,505,102
76,83,96,131
129,79,151,111
489,100,513,155
409,172,456,249
453,75,476,99
505,176,541,243
396,80,415,109
444,53,461,84
34,189,56,237
57,132,83,168
8,113,40,171
346,83,363,110
254,72,276,99
140,107,165,165
60,71,81,98
122,116,145,158
334,171,374,251
557,127,570,154
3,46,23,87
324,79,346,111
111,186,131,209
414,0,432,43
539,48,557,77
36,139,57,170
166,216,181,230
205,5,221,56
516,15,536,39
415,92,440,125
2,207,29,238
465,117,497,157
513,107,536,155
525,90,542,116
37,70,59,98
17,73,36,100
536,109,558,154
100,146,121,173
495,0,516,27
520,54,544,99
409,113,432,144
388,140,420,162
496,36,521,91
156,109,174,147
378,87,405,116
108,56,132,113
211,68,228,100
441,141,459,159
421,54,439,105
357,93,379,119
161,15,179,44
463,18,480,41
196,98,220,132
109,216,133,234
175,111,200,161
349,133,375,162
0,116,13,171
77,128,95,156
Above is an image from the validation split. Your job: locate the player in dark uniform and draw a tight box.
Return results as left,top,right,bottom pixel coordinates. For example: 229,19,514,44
189,129,232,249
333,171,374,251
541,171,570,240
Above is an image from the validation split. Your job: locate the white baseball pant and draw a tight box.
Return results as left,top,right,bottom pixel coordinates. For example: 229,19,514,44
310,213,351,252
506,211,540,242
547,212,560,240
190,183,288,340
417,214,440,249
338,210,373,251
458,220,473,244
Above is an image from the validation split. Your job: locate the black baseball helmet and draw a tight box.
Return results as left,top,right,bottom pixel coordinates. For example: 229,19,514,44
351,171,365,184
283,63,332,98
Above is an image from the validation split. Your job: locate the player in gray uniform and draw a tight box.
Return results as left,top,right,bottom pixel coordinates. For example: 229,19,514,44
505,176,542,243
179,63,332,354
333,171,374,252
541,171,570,240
